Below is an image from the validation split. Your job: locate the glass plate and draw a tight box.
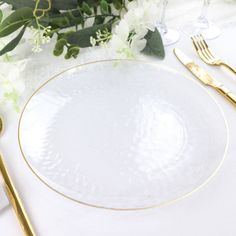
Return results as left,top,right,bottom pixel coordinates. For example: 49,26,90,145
18,60,228,210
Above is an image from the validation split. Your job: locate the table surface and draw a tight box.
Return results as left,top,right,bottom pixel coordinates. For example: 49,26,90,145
0,2,236,236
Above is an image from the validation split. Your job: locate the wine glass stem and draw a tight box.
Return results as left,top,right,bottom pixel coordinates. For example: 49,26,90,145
197,0,210,27
159,0,168,34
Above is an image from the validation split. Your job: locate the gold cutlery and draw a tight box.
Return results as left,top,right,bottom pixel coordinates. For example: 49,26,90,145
191,34,236,75
0,117,36,236
174,48,236,107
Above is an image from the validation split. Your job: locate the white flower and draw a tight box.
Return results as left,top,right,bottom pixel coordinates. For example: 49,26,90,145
0,60,28,111
110,20,134,58
125,0,160,32
90,36,97,47
90,29,112,47
115,19,130,42
28,26,51,53
109,0,159,59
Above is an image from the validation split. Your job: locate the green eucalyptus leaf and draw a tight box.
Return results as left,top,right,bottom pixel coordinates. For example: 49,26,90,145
68,46,80,58
0,25,27,56
64,53,70,59
56,38,67,48
53,47,63,56
142,29,165,59
53,50,62,56
50,16,70,27
100,0,109,14
64,46,80,59
82,2,92,15
112,0,122,10
0,7,33,37
53,38,67,56
64,22,112,48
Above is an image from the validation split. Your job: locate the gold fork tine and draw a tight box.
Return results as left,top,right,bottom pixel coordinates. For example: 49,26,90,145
199,35,216,59
192,36,210,62
197,35,212,60
191,36,199,52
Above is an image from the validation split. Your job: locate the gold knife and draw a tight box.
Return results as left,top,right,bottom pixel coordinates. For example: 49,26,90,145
174,48,236,107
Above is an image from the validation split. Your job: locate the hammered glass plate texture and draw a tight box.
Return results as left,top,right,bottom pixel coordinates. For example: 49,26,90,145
18,60,228,210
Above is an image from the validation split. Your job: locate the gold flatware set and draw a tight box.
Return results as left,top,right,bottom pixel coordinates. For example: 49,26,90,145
191,35,236,75
174,34,236,107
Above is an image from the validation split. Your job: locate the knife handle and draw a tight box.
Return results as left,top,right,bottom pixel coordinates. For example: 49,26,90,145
0,155,36,236
215,85,236,107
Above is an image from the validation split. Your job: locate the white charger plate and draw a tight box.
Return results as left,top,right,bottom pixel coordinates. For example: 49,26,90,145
18,60,228,210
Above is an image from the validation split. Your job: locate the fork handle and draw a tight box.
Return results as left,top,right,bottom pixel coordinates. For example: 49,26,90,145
220,62,236,75
215,85,236,107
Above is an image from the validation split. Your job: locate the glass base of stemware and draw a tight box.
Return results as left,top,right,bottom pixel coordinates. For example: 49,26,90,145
183,21,221,40
159,29,180,46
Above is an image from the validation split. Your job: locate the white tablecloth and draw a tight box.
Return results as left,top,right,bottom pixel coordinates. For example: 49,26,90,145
1,1,236,235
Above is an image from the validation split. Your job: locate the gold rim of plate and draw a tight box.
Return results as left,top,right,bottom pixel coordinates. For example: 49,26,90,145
17,59,230,211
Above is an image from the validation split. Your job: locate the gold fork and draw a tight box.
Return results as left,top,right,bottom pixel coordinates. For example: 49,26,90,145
191,34,236,75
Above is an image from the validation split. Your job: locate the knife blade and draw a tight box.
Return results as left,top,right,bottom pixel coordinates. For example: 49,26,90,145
174,48,236,107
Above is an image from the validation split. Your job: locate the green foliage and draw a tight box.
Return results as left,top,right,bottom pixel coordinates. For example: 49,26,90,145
100,0,109,14
142,29,165,59
0,0,165,59
0,25,27,56
112,0,122,10
64,46,80,59
0,7,33,37
64,22,112,48
82,2,92,15
53,38,67,56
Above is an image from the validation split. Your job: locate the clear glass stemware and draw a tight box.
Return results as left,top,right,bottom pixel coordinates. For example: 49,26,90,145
156,0,180,46
183,0,221,39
